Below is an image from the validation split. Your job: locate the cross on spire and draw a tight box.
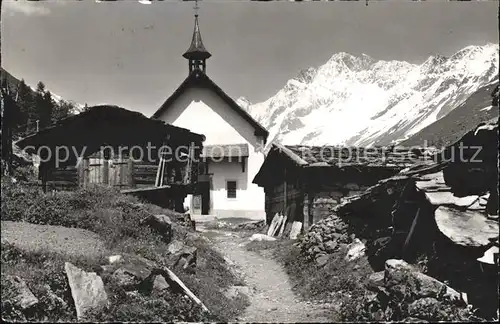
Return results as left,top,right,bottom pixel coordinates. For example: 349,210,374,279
183,0,211,74
194,0,199,16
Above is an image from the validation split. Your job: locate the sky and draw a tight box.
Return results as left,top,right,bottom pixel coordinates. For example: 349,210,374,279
1,0,499,117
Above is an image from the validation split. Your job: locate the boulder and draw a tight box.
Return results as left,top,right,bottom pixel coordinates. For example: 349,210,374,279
324,240,338,252
108,255,122,264
345,238,366,261
316,254,330,267
65,262,108,320
167,240,185,255
151,275,170,296
113,265,151,290
366,271,385,291
174,246,198,270
384,259,461,302
141,214,173,243
6,276,38,309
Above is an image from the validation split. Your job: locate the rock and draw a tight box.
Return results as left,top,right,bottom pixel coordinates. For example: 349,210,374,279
249,233,277,242
331,233,342,240
65,262,108,320
167,240,185,255
384,259,461,302
142,214,173,242
324,240,338,252
113,268,145,289
121,253,158,269
385,259,414,272
225,285,251,299
7,276,38,309
316,254,330,267
313,232,323,243
345,238,366,261
366,271,385,291
100,265,115,274
174,246,198,270
313,246,323,254
108,255,122,264
151,275,170,295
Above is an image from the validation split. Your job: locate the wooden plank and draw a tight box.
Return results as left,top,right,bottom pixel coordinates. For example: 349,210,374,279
77,159,84,187
271,214,284,236
116,159,123,186
128,159,135,188
267,213,280,236
289,221,302,239
278,216,288,237
83,159,90,188
303,193,309,229
102,160,109,185
403,208,421,254
162,267,209,313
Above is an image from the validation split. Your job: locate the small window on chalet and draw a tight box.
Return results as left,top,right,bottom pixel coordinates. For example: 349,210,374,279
226,180,237,199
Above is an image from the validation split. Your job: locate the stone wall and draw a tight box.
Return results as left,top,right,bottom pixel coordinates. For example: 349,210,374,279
310,183,371,225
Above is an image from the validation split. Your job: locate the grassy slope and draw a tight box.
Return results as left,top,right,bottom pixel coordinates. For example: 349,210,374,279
0,178,248,322
402,80,499,148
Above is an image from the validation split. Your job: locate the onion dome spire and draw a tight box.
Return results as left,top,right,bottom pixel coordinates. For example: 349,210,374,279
183,0,211,73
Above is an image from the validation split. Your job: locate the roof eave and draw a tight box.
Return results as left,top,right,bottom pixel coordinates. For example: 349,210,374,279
182,50,212,60
152,71,269,140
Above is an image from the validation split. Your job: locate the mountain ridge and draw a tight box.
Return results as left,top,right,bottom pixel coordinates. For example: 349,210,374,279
239,43,499,148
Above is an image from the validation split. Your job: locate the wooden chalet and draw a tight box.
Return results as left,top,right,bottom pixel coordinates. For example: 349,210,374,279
253,143,431,228
15,105,205,211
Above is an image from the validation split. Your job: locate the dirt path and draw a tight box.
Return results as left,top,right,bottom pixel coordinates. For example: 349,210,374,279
1,221,109,259
204,230,334,323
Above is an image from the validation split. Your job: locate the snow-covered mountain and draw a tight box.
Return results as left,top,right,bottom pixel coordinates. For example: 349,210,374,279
238,43,499,147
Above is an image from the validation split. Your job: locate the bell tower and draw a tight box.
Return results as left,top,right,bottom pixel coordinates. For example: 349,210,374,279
182,0,211,74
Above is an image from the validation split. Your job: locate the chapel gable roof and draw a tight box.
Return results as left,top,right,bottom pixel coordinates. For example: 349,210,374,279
152,70,269,140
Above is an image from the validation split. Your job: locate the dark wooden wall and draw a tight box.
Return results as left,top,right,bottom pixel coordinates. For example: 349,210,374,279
42,150,200,192
261,162,404,229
